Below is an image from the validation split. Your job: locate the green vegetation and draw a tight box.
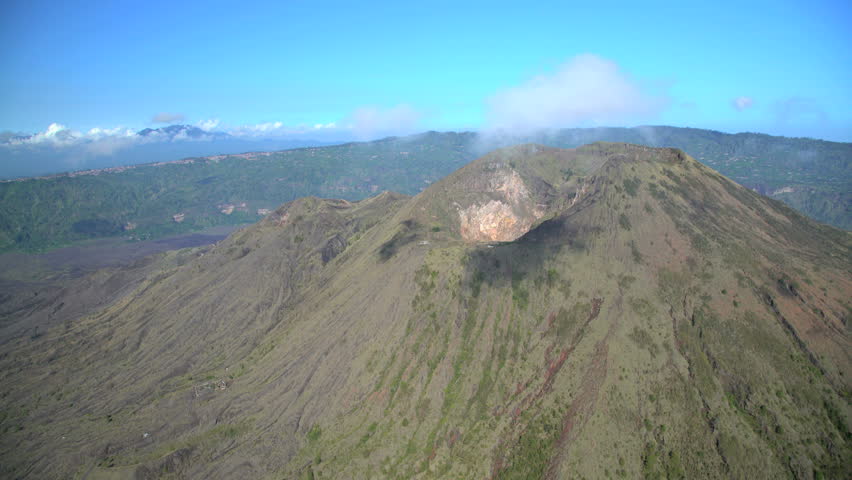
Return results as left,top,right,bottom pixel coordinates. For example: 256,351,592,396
0,132,476,252
622,177,641,197
307,424,322,442
495,407,562,479
1,142,849,479
1,127,849,253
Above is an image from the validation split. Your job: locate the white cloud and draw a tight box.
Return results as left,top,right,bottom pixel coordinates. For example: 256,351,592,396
484,54,665,133
79,126,138,156
152,112,186,123
82,135,138,156
9,123,144,147
5,122,147,153
255,121,283,132
45,123,67,137
196,119,220,131
343,104,422,140
226,120,341,137
211,107,421,140
0,123,149,171
8,123,77,145
732,96,754,111
87,126,136,139
224,106,422,140
7,106,421,154
227,121,290,137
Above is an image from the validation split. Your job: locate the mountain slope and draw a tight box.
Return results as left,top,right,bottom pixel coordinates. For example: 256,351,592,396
0,127,848,255
0,143,849,479
136,125,229,140
0,132,475,252
0,124,341,180
486,126,851,229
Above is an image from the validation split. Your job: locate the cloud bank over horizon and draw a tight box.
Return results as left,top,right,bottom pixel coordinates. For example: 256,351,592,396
2,102,427,152
343,104,423,140
2,54,670,155
483,54,667,134
1,55,847,180
0,104,429,179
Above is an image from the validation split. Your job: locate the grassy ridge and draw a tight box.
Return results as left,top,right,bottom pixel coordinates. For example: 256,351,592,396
0,127,848,253
0,144,848,478
0,132,476,252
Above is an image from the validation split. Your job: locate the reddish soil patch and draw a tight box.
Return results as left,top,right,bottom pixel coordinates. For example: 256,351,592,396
366,387,388,406
543,311,557,337
447,429,461,449
489,298,604,478
544,339,609,479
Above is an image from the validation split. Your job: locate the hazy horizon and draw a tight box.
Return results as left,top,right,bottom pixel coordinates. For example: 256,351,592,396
3,1,850,177
3,123,850,180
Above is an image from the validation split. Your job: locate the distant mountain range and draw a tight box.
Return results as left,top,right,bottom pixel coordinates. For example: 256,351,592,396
135,124,230,140
0,124,342,179
1,124,229,145
1,130,77,145
0,127,848,254
2,143,848,478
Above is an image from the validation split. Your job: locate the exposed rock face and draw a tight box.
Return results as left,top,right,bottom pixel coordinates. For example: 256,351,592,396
460,200,527,242
458,169,542,242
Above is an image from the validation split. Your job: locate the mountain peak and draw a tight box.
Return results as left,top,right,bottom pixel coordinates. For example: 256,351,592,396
136,124,227,139
2,142,848,479
404,142,697,244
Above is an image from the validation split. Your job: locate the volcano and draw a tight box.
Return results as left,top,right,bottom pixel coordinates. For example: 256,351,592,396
1,143,849,479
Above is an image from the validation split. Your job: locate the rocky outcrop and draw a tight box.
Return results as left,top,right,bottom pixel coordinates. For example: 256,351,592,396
460,200,530,242
457,169,542,242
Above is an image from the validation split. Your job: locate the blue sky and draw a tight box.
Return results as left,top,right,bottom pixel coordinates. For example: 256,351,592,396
1,0,850,141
